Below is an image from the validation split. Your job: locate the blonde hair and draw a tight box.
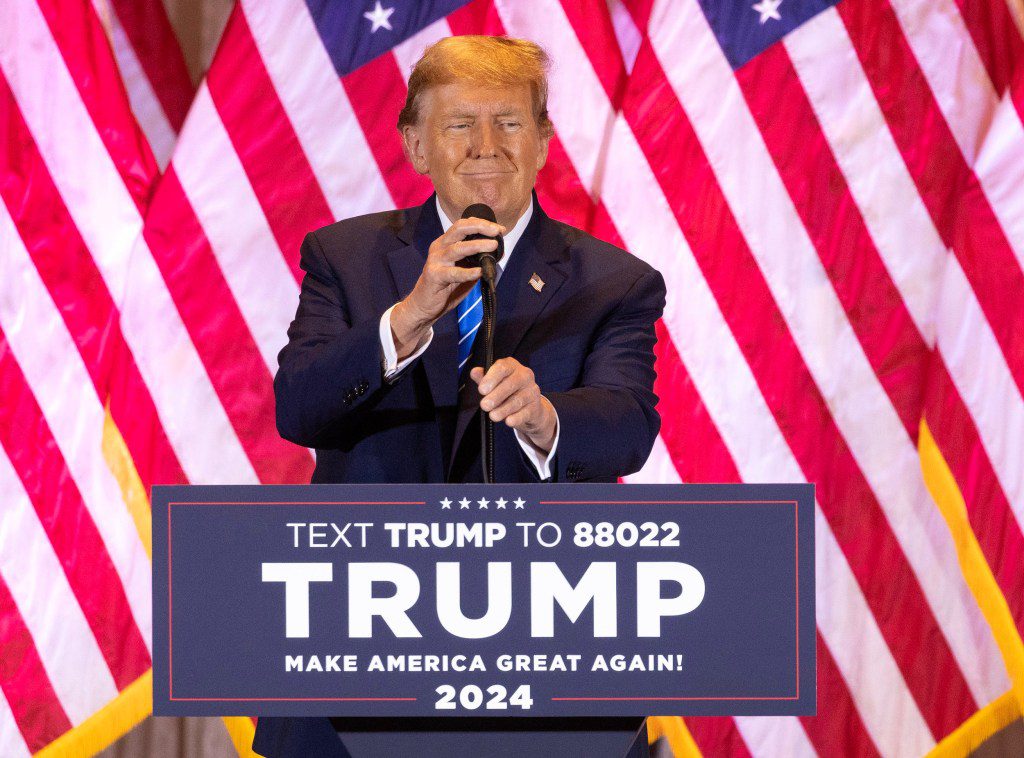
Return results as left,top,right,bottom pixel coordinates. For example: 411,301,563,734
397,35,554,138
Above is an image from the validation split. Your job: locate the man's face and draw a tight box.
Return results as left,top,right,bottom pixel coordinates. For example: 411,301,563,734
403,79,550,229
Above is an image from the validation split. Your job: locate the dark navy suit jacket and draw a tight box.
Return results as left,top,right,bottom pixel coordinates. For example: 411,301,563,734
254,195,665,756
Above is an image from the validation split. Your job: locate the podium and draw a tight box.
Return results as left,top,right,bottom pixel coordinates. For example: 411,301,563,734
153,483,815,756
328,717,649,757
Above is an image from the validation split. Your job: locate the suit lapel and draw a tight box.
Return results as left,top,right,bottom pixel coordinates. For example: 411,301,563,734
448,201,570,479
387,197,459,414
492,207,568,361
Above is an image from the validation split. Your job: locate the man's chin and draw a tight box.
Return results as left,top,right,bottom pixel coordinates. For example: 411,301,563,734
461,184,505,207
441,186,527,225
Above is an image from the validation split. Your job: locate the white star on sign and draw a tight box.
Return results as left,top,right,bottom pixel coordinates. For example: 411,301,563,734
440,497,452,509
459,497,471,509
477,497,490,509
752,0,782,24
495,497,508,509
513,497,526,509
363,1,394,33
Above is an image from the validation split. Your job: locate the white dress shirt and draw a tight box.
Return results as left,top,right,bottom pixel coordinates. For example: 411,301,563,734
378,198,560,478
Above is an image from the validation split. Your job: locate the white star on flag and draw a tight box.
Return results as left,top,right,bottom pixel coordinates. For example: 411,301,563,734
363,1,395,33
477,497,489,509
513,497,526,509
495,498,508,509
752,0,782,24
459,498,471,509
440,497,452,509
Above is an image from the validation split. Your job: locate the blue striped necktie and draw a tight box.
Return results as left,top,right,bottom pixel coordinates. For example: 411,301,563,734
456,281,483,377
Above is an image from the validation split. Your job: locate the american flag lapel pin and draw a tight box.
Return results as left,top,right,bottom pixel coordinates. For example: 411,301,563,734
529,273,545,292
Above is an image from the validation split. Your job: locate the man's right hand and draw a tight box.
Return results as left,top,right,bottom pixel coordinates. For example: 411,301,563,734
390,216,505,360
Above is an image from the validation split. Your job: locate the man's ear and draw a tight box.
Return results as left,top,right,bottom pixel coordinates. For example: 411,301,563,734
402,125,430,175
536,134,551,171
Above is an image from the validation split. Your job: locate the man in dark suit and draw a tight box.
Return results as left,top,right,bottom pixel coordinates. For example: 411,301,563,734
254,35,665,757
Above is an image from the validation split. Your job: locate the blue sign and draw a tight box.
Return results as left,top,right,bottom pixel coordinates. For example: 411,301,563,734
152,483,815,717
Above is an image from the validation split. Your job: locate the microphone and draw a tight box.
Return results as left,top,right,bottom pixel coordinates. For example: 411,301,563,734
458,203,504,284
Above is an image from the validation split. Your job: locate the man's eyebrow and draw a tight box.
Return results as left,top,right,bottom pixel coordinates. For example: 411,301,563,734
441,104,526,119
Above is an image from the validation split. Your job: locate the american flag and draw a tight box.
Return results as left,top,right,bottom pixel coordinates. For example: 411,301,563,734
1,0,1023,755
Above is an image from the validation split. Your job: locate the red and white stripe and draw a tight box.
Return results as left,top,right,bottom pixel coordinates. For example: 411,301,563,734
786,1,1024,633
92,0,195,167
656,0,1003,703
842,0,1024,629
0,688,30,758
0,445,117,732
597,45,936,758
168,86,298,374
0,0,259,487
0,0,269,750
0,203,153,658
3,0,1024,754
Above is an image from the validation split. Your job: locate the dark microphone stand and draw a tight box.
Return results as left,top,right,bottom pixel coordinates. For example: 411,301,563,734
457,203,504,484
479,255,498,484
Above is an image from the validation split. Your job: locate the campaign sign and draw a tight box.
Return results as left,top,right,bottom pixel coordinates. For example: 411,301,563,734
152,483,814,717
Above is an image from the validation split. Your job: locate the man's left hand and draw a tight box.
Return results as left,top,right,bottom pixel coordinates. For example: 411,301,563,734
470,358,557,453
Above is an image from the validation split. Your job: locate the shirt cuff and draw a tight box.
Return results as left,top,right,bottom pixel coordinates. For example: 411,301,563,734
380,304,433,382
514,408,560,480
